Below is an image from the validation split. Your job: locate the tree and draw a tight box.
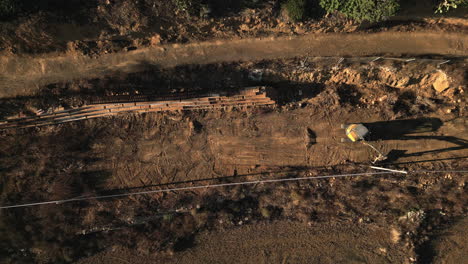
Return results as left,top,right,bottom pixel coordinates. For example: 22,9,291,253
283,0,308,22
320,0,399,22
435,0,468,13
0,0,19,20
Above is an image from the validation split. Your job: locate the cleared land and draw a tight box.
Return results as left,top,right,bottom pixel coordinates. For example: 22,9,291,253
0,16,467,264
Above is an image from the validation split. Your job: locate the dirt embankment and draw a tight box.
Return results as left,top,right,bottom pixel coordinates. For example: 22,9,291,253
0,31,467,98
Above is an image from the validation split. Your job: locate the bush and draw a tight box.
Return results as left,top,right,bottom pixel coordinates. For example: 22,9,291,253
435,0,468,13
342,0,398,22
0,0,19,20
173,0,201,15
260,207,271,218
320,0,399,22
283,0,308,22
319,0,341,13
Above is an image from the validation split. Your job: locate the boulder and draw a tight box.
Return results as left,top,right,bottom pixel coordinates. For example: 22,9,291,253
432,71,450,93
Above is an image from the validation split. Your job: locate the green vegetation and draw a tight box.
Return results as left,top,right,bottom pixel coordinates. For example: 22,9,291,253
290,190,306,202
260,207,272,218
319,0,341,13
283,0,308,22
320,0,399,22
173,0,201,15
435,0,468,13
283,0,399,22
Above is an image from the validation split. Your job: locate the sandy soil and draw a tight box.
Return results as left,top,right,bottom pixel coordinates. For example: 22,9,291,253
431,218,468,264
0,31,467,98
78,221,409,264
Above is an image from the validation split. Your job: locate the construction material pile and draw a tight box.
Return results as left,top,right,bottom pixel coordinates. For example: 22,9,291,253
0,87,275,129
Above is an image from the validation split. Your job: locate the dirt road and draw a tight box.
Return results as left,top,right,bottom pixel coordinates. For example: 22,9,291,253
0,31,467,98
78,221,409,264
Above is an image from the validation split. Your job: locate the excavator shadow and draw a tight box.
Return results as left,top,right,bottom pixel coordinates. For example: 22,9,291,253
362,117,467,162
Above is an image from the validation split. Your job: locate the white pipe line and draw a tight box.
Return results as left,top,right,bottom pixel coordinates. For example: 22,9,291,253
1,170,466,210
370,166,407,174
0,171,394,209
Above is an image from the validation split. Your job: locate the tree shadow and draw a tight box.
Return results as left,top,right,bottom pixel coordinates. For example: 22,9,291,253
337,84,363,106
263,81,325,105
362,118,467,162
363,117,443,139
202,0,265,17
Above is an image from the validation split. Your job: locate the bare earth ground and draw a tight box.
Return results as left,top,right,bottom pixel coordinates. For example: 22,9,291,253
0,61,466,262
78,218,468,264
79,221,409,264
0,5,467,262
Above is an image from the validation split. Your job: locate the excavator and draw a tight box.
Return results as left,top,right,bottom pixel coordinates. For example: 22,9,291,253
341,123,388,164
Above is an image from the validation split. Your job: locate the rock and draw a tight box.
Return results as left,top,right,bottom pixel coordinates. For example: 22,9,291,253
390,228,400,244
239,24,250,32
378,95,388,102
150,34,161,46
294,25,305,34
432,71,450,93
395,76,410,88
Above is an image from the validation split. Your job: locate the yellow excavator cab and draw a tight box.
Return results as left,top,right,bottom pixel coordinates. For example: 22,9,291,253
341,123,387,163
345,124,369,142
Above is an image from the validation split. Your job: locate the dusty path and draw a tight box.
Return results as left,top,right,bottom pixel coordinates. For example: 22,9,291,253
0,31,467,98
78,221,408,264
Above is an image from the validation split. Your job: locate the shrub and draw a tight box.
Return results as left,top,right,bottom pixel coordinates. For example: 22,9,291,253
173,0,201,15
260,207,271,218
283,0,308,22
290,190,305,202
319,0,341,13
435,0,468,13
320,0,399,22
0,0,19,20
